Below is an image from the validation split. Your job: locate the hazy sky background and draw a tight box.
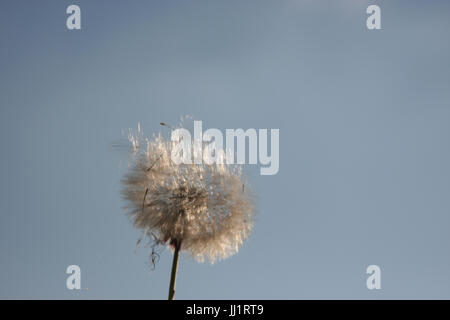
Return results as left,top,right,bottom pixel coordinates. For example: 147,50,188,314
1,0,450,299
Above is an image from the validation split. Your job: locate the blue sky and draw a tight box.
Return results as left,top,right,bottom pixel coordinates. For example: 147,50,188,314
1,0,450,299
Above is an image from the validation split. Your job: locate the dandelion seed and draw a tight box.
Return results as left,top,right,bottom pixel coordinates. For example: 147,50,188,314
121,122,255,299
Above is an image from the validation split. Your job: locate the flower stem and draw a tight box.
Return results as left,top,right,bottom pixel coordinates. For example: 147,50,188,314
168,240,181,300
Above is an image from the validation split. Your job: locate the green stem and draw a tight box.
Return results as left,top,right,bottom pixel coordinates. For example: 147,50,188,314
168,240,181,300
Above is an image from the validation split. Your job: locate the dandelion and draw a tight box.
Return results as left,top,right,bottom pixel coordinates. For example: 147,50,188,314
121,122,255,299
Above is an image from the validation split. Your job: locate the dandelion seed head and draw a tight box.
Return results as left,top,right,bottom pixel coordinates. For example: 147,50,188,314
121,124,255,264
